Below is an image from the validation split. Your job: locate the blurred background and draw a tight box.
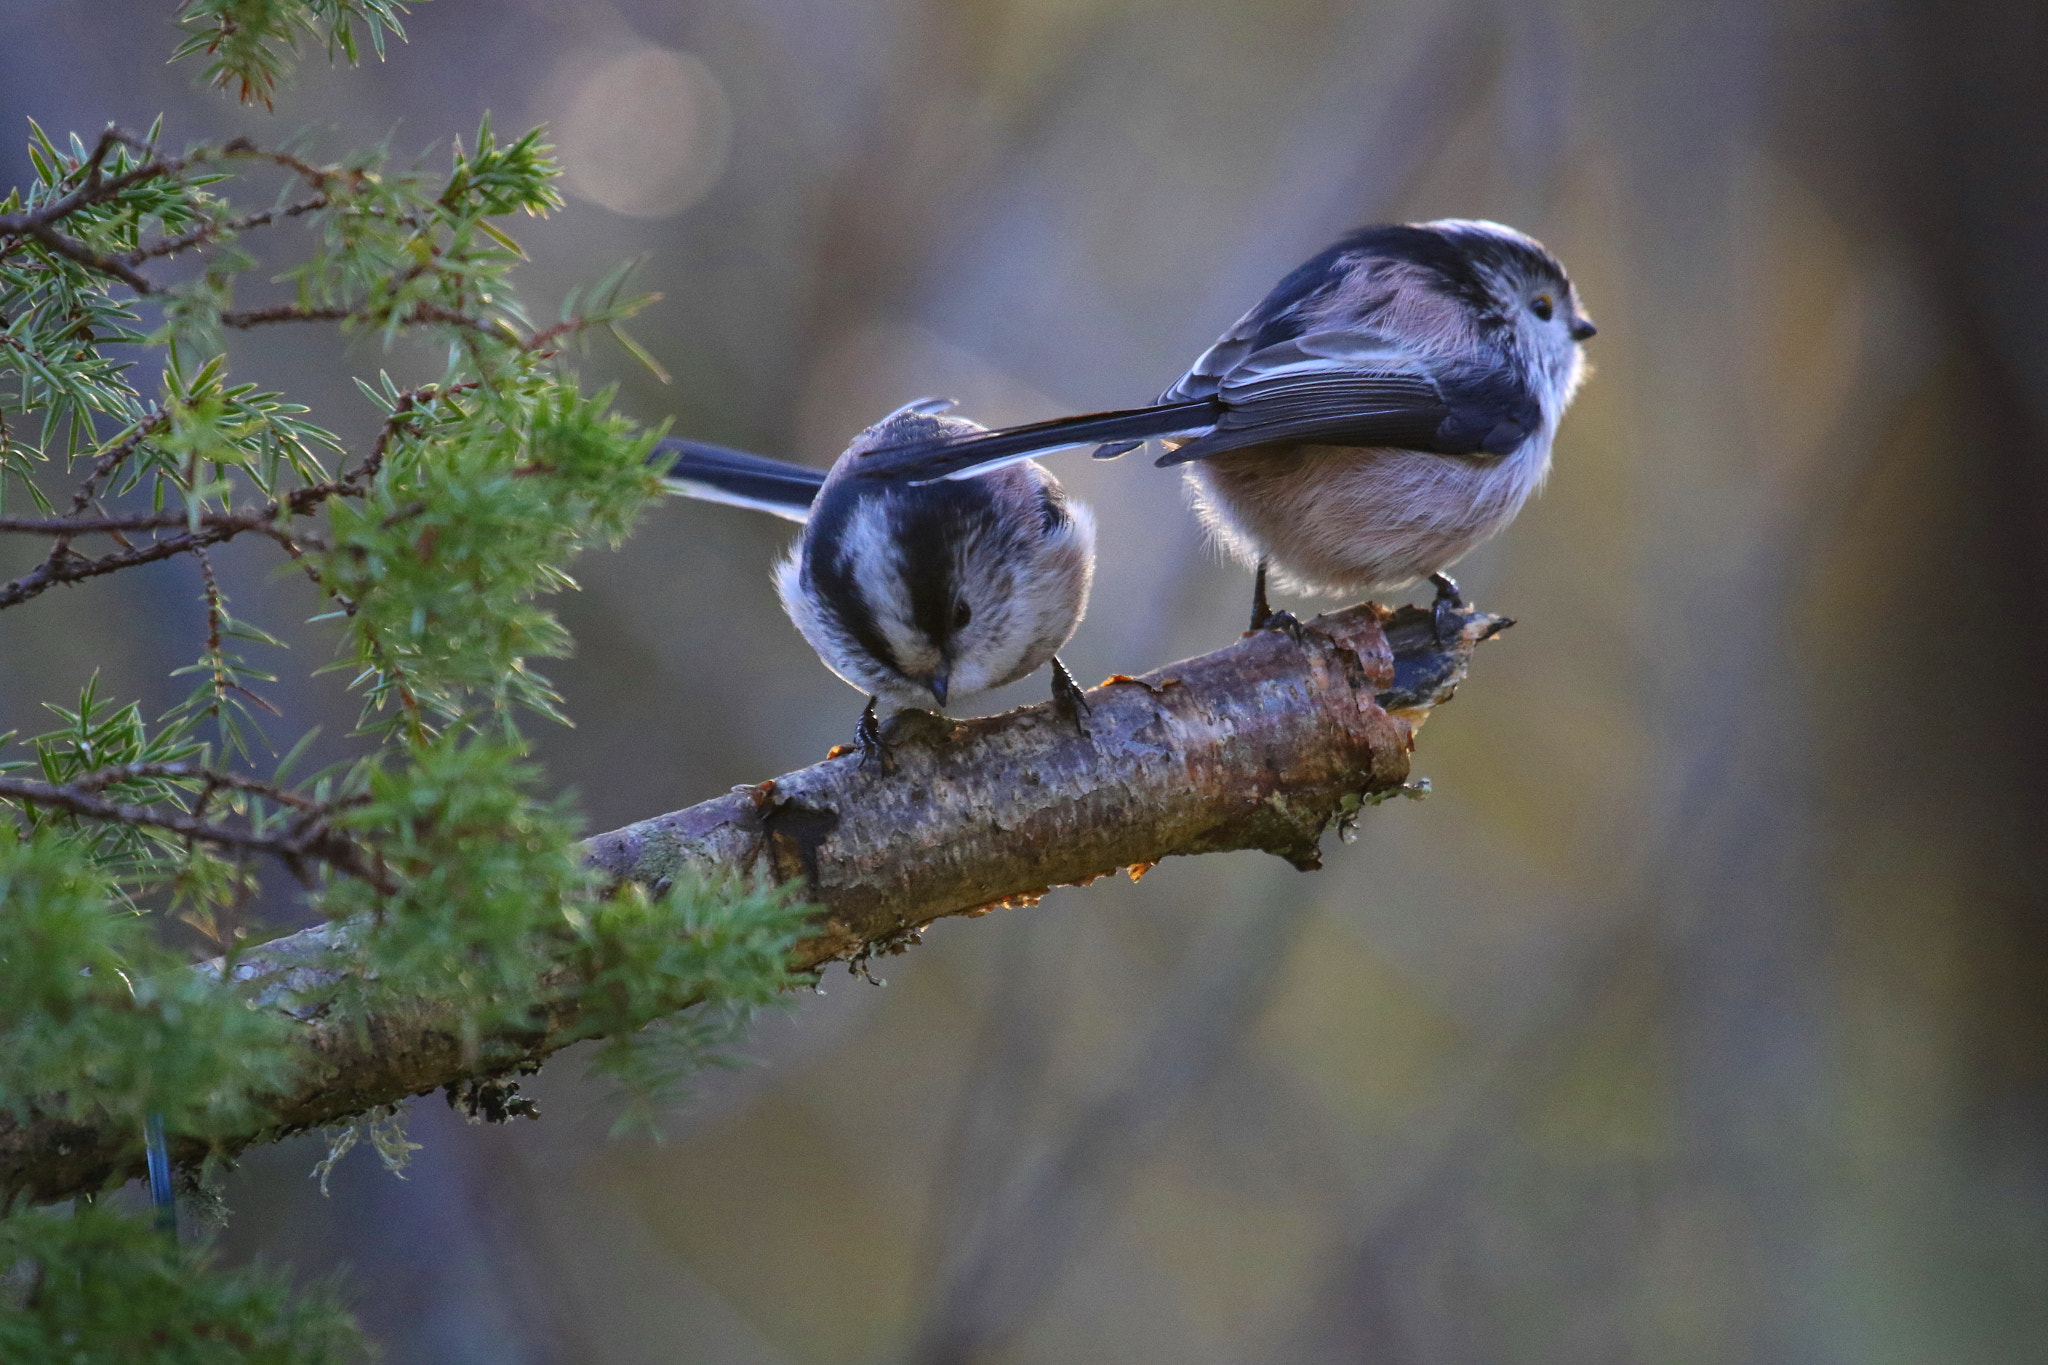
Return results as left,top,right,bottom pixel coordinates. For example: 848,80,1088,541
5,0,2047,1360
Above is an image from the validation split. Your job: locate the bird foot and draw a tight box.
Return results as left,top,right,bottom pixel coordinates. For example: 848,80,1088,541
855,697,892,772
1051,657,1092,739
1248,564,1335,647
1258,609,1341,655
1429,572,1465,646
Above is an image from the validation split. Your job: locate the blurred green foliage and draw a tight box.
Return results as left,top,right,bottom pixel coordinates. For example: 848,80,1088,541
0,824,295,1141
0,1203,363,1363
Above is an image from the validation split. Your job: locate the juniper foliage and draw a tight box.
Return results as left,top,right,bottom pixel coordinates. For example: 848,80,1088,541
0,5,810,1358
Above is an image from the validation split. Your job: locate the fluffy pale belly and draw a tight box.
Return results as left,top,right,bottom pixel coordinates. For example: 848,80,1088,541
1181,440,1551,596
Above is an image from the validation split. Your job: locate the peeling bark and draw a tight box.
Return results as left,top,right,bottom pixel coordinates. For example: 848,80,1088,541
0,601,1504,1205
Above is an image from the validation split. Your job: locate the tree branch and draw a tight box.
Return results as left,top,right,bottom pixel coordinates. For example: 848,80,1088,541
0,129,158,240
0,132,343,289
0,507,299,610
0,600,1505,1205
0,381,465,611
18,222,157,294
0,766,388,891
123,195,330,265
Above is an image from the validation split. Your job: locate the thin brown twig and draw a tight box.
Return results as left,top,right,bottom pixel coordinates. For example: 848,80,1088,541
0,769,390,892
66,416,162,516
0,375,454,602
0,505,309,605
0,130,179,293
62,760,322,811
519,319,582,355
0,129,161,239
213,140,346,190
14,157,584,343
0,132,356,300
194,544,282,722
214,301,532,343
195,541,224,656
76,128,141,188
0,133,338,243
22,416,170,592
0,300,584,611
0,375,489,619
215,304,354,329
19,223,157,293
0,510,197,534
123,194,330,265
264,519,344,604
344,379,480,486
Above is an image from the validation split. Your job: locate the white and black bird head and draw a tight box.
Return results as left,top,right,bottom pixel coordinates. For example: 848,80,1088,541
1340,218,1594,417
773,406,1095,713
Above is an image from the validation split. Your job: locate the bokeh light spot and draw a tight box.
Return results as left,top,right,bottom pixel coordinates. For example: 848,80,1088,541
556,47,733,218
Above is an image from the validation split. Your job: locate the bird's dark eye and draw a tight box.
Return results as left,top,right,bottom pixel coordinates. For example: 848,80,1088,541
952,601,972,631
1530,295,1555,322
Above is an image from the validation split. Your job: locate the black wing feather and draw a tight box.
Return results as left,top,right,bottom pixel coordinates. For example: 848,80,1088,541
1161,335,1541,464
854,400,1219,482
1157,373,1447,464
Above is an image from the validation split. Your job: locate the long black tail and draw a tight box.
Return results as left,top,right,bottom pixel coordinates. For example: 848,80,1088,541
855,398,1221,482
657,437,826,522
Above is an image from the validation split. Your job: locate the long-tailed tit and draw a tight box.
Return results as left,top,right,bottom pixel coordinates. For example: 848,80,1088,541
856,220,1595,635
659,400,1097,760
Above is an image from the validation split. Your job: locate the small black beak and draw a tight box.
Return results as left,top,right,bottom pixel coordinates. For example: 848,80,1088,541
1569,318,1598,341
928,666,950,709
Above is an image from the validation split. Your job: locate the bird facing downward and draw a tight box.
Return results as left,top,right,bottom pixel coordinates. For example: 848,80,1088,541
659,401,1097,758
853,219,1594,632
